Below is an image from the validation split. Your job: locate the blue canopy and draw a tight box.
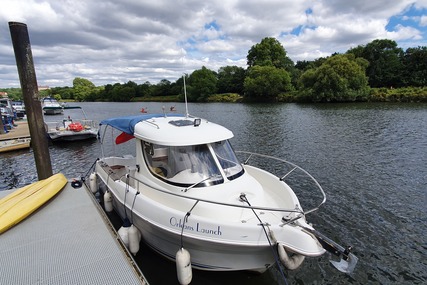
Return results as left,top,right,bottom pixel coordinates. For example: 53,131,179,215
100,113,183,135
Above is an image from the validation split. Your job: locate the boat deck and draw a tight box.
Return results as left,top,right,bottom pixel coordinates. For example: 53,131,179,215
0,180,148,284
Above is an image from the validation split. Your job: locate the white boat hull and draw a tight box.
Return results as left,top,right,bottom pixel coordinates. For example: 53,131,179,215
44,108,63,115
48,129,98,142
91,113,358,276
95,158,325,273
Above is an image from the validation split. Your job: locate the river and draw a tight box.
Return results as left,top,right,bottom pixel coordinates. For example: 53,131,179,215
1,102,426,285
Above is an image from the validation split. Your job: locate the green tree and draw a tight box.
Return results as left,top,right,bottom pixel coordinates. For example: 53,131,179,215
136,81,152,97
298,54,369,102
111,84,135,102
73,77,96,101
347,39,403,88
402,46,427,87
217,65,245,94
247,37,294,71
187,67,217,102
151,79,172,97
244,65,292,101
51,86,74,100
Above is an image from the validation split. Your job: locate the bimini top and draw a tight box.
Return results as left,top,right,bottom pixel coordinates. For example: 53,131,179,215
100,113,234,146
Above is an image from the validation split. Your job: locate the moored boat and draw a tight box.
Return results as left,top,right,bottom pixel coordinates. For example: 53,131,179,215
44,106,98,142
90,112,358,281
41,97,63,115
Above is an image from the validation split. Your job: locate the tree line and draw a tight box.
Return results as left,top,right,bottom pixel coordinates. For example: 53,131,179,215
2,38,426,103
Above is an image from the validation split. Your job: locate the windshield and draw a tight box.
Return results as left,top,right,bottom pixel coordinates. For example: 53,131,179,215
211,140,244,180
143,142,223,187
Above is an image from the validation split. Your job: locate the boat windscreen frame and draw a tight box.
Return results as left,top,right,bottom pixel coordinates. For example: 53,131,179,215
142,141,225,188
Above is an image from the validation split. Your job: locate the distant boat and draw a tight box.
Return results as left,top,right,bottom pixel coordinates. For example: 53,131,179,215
44,106,98,142
12,100,26,119
41,97,63,115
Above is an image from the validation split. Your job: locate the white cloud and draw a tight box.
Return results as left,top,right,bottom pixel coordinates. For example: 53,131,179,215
0,0,425,87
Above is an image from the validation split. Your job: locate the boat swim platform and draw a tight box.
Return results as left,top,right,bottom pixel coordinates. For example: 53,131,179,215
0,180,148,285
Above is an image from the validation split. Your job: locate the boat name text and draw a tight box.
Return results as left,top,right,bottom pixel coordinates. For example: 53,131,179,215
170,217,222,236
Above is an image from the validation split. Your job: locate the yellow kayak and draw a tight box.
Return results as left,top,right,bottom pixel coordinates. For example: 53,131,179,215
0,173,68,234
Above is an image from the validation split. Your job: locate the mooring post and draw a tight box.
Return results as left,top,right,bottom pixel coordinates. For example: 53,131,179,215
9,22,53,180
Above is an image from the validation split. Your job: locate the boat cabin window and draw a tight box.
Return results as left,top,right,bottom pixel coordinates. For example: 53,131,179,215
211,140,244,180
143,142,224,187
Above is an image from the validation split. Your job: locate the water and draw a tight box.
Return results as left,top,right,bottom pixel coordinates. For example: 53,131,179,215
1,102,426,284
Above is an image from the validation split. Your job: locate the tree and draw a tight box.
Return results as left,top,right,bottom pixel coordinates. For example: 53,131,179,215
298,54,369,102
402,46,427,87
348,39,403,88
151,79,172,97
111,84,135,102
217,66,245,94
136,81,151,97
187,67,217,102
244,65,292,101
247,37,294,71
73,77,96,101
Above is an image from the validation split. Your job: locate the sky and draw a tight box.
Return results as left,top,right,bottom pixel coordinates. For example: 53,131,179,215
0,0,426,88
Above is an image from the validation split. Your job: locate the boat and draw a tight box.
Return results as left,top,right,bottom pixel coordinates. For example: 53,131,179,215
12,100,26,119
90,112,358,280
44,106,98,142
0,137,31,153
41,97,63,115
0,173,67,234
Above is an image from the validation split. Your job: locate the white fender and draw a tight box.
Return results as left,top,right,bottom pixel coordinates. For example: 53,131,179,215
118,225,130,247
128,224,141,256
89,172,97,193
103,191,113,212
278,243,305,270
176,247,192,285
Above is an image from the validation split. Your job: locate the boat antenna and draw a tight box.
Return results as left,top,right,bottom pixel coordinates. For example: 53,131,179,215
183,74,189,118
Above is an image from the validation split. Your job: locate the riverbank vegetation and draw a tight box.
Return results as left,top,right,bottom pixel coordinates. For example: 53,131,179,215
1,38,426,103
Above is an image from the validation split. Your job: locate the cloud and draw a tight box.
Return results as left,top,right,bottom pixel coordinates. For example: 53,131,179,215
0,0,425,87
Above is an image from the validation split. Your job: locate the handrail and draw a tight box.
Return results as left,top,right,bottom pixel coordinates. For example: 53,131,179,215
236,151,327,215
113,172,305,215
101,150,327,218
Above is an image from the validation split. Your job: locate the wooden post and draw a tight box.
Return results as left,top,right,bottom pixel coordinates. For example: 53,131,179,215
9,22,53,180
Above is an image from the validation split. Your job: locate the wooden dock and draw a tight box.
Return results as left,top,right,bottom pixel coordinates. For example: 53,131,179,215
0,179,148,284
0,120,31,153
0,120,30,140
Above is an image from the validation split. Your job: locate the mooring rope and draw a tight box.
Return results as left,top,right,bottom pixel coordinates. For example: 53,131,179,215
239,193,289,285
180,201,199,248
123,175,130,219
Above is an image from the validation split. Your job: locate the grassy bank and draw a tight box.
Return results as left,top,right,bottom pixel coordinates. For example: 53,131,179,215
368,87,427,102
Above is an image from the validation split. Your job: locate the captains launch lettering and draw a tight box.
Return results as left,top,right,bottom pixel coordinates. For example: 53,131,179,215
170,217,222,236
